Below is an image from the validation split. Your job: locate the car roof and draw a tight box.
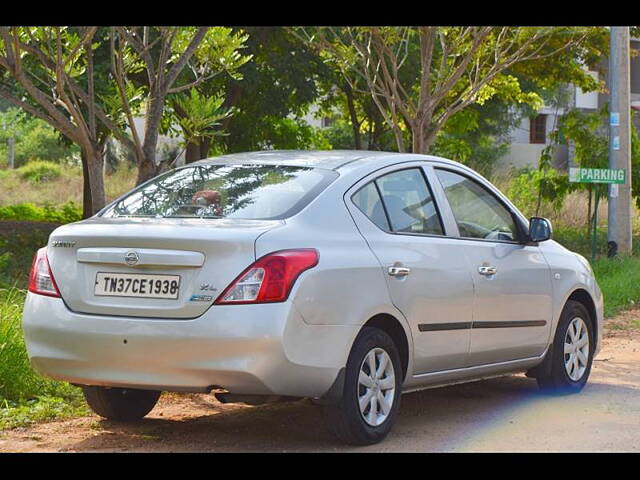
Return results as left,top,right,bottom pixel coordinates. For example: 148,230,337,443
193,149,460,171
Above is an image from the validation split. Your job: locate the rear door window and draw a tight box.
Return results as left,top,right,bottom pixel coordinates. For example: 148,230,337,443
351,182,391,231
352,168,444,236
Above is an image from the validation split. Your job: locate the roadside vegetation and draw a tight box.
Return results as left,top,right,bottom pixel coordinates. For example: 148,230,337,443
0,221,88,429
0,161,136,209
0,287,88,429
1,26,640,432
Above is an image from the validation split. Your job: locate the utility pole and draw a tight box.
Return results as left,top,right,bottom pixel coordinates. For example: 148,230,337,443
607,26,632,256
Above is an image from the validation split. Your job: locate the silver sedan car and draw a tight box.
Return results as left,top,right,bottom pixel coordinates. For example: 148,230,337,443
22,150,603,445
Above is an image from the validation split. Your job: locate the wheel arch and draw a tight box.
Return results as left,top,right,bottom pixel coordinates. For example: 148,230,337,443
362,313,410,382
566,288,598,350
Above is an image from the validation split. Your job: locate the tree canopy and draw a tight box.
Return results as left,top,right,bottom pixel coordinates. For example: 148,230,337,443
298,27,610,154
0,26,637,217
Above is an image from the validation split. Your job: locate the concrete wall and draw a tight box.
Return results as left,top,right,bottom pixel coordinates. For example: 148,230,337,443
497,143,568,171
576,70,599,110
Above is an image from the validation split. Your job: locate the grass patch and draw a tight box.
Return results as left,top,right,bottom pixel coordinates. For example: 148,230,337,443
554,226,609,259
554,226,640,259
553,226,640,320
0,287,87,430
593,256,640,319
0,223,84,431
0,162,136,207
0,396,88,430
0,213,84,430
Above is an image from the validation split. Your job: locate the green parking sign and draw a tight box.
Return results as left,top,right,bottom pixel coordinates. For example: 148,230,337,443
567,167,625,262
569,167,626,184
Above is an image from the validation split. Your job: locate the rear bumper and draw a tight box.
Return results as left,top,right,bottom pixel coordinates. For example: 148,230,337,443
22,293,358,398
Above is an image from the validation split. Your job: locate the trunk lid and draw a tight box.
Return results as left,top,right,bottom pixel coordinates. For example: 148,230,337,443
47,217,281,318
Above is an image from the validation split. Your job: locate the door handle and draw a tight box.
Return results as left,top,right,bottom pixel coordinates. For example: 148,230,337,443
478,265,497,276
388,266,411,277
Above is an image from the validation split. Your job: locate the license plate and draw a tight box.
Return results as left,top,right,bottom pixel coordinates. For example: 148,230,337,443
95,272,181,299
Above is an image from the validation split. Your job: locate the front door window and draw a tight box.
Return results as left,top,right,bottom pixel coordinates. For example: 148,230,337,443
435,169,518,242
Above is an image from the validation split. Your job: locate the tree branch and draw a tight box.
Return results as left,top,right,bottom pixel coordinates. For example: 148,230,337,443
163,27,208,92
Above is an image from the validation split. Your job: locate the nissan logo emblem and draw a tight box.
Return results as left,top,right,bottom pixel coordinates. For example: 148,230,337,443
124,251,139,266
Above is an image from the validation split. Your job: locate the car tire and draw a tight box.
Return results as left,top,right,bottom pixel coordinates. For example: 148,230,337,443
535,300,594,394
323,326,402,445
82,386,161,421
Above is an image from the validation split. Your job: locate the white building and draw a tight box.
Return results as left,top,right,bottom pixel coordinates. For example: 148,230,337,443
498,38,640,171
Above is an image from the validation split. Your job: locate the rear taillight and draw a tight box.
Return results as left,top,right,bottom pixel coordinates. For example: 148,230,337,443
28,247,61,297
215,249,319,304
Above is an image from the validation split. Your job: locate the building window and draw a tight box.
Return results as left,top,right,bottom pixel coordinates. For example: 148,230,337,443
530,114,547,144
321,117,334,128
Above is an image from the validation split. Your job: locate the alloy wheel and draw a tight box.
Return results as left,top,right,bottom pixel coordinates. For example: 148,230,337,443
358,347,396,427
564,316,590,382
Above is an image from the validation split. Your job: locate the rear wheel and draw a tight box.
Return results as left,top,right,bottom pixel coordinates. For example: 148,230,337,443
324,327,402,445
82,386,161,421
535,300,594,394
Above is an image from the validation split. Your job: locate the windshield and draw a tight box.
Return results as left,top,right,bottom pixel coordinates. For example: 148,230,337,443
101,164,338,220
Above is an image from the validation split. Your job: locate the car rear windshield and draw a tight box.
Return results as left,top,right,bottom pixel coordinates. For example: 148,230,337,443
101,164,338,220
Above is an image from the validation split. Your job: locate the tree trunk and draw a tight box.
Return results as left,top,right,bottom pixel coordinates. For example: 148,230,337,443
185,141,200,164
81,146,106,219
369,117,383,150
411,123,437,155
200,136,211,159
343,83,362,150
136,156,158,185
137,95,164,185
410,125,427,154
81,153,92,219
184,136,211,163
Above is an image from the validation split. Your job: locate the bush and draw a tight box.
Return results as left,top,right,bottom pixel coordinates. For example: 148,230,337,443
506,167,570,218
0,108,79,167
17,160,62,184
0,201,82,223
0,222,58,290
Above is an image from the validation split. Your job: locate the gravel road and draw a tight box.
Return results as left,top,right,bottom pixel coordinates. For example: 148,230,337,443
2,319,639,452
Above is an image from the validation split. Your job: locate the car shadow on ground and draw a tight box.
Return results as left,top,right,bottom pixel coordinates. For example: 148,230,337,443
62,372,640,452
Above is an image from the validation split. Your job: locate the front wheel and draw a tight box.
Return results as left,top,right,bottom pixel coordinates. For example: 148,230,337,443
323,327,402,445
535,300,594,394
82,386,161,421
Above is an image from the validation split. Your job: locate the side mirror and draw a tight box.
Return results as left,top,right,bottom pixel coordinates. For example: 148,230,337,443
528,217,552,243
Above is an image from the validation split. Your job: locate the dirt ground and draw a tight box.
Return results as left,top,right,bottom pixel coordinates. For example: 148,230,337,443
2,318,640,452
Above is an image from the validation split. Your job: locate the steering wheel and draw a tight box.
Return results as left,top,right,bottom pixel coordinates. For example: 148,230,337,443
485,224,514,241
